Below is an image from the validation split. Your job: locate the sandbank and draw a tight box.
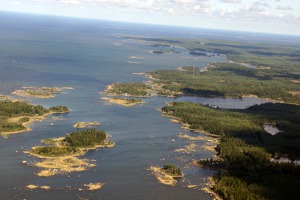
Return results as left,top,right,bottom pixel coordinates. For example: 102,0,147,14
26,184,50,190
35,156,95,177
84,182,105,191
175,143,197,153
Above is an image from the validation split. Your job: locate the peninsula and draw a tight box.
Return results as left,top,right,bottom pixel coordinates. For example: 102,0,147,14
0,101,69,138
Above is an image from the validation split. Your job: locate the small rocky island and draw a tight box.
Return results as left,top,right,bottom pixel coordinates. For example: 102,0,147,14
73,121,100,128
150,164,183,186
26,129,115,177
12,86,73,98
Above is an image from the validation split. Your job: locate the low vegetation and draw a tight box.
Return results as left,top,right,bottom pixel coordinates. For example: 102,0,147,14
31,146,80,157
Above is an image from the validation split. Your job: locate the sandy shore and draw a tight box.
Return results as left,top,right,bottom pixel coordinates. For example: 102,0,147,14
101,97,144,107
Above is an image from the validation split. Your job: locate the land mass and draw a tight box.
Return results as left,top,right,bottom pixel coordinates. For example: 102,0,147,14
101,97,144,106
0,101,69,138
104,82,151,97
73,121,100,128
12,86,73,98
150,164,183,186
26,129,115,177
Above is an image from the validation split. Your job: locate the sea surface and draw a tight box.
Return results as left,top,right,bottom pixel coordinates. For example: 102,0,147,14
0,12,278,200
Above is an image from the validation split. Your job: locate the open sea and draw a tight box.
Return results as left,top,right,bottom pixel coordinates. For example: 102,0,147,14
0,12,283,200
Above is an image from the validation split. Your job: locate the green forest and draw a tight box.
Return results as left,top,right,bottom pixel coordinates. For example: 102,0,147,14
31,129,110,157
148,63,300,104
0,101,68,134
162,102,300,158
162,102,300,199
199,138,300,200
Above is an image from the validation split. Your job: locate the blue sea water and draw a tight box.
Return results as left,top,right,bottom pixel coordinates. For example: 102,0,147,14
0,12,273,200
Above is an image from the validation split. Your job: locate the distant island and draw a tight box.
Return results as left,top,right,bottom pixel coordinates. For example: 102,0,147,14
12,86,73,98
0,101,69,138
26,129,115,177
101,97,144,107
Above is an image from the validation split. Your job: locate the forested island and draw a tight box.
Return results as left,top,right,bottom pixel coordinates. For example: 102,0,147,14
104,82,151,97
27,129,114,176
0,101,69,137
150,164,183,186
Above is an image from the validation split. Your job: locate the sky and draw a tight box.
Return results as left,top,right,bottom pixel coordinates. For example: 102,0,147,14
0,0,299,35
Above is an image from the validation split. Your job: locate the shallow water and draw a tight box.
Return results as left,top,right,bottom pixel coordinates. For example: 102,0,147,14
0,12,268,200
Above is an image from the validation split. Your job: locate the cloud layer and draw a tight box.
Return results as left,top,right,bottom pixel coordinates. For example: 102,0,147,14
1,0,299,34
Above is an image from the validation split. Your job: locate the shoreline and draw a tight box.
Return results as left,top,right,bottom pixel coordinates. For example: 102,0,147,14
1,111,56,138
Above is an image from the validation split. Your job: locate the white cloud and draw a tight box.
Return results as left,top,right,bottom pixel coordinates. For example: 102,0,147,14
220,0,241,4
276,5,293,11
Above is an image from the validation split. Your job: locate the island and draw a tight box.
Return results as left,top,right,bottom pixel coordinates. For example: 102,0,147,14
150,164,183,186
0,101,69,138
26,129,115,177
104,82,151,97
73,121,100,128
101,97,144,107
12,86,73,98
